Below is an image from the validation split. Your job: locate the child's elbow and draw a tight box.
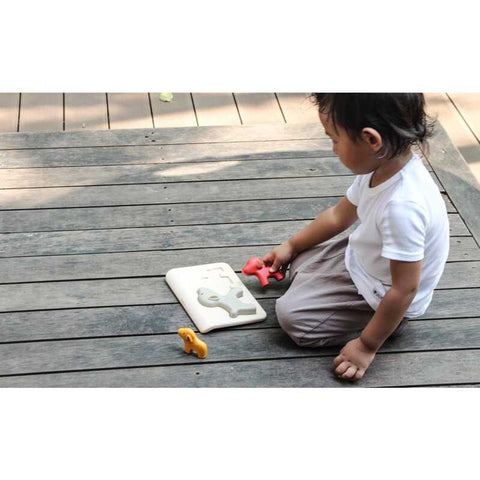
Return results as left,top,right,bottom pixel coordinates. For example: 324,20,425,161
407,285,419,296
394,284,419,300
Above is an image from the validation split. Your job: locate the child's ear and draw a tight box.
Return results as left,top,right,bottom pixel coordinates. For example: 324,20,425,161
361,127,383,152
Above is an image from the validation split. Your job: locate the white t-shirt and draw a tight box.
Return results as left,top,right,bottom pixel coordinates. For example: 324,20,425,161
345,153,449,317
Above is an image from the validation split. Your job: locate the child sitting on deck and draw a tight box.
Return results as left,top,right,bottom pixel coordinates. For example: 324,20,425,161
263,93,449,382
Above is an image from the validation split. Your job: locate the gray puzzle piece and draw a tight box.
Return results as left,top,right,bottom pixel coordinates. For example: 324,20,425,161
197,287,257,318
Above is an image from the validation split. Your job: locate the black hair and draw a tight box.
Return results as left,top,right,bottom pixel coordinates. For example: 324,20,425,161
310,93,435,160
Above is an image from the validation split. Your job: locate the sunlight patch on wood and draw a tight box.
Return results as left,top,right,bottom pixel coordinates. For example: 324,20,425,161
0,188,74,209
155,161,240,178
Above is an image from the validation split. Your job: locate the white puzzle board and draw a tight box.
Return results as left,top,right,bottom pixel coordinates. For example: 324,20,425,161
166,262,267,333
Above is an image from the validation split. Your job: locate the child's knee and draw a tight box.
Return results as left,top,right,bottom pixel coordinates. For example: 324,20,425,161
275,295,362,348
275,295,304,346
275,295,329,347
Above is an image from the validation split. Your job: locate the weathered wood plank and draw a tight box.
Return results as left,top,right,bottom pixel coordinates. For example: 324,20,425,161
436,261,480,289
446,92,480,184
191,93,241,126
446,93,480,147
150,93,197,128
107,93,153,130
449,236,480,261
3,220,330,257
1,349,477,387
0,93,19,132
0,300,279,343
0,194,456,233
0,277,177,312
0,214,468,258
425,288,480,319
0,238,474,284
0,178,346,210
426,121,480,245
0,139,333,169
0,153,443,210
425,93,480,185
0,259,477,313
234,93,284,124
0,173,446,212
0,119,476,390
0,318,478,378
64,93,109,131
0,123,324,150
0,197,338,232
276,93,320,123
0,155,439,190
0,158,356,189
18,93,63,132
0,288,477,344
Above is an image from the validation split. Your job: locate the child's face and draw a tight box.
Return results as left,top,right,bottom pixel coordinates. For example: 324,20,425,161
319,112,380,175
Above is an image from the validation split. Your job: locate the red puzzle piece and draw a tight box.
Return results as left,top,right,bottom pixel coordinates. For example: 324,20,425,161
242,257,285,287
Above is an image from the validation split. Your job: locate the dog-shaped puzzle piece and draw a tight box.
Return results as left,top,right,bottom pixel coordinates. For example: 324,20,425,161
178,327,208,359
242,257,285,287
197,286,256,318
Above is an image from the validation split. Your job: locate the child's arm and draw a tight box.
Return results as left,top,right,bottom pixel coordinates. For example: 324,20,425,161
263,196,358,272
333,259,423,381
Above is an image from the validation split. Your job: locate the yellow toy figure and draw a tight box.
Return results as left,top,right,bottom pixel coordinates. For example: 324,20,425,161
178,328,208,359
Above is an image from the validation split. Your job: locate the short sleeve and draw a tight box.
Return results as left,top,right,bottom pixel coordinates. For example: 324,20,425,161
346,176,362,206
380,201,429,262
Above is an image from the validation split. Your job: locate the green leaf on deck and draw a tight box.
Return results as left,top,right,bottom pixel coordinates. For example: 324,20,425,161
159,93,174,102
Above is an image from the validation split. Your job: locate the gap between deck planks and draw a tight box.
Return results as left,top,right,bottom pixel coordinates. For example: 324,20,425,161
425,93,480,183
0,122,479,387
0,286,479,342
2,92,479,183
0,349,478,388
0,316,478,383
0,93,320,133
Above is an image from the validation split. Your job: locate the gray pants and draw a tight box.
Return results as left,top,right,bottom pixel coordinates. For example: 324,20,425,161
276,236,406,348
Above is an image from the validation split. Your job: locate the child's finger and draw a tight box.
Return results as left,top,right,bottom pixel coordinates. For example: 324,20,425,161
335,361,350,376
353,369,365,382
262,252,274,265
333,354,344,367
270,258,283,273
342,366,358,379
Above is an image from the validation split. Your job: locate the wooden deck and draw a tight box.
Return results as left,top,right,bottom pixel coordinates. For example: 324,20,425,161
0,93,320,132
0,92,478,184
0,120,479,387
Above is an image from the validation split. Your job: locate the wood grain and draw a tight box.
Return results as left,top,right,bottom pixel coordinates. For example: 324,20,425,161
276,93,320,123
1,349,477,387
151,93,197,128
107,93,153,129
234,93,284,124
0,123,324,149
18,93,63,132
0,121,477,387
191,93,241,126
0,318,478,378
0,288,477,344
0,93,19,132
64,93,108,131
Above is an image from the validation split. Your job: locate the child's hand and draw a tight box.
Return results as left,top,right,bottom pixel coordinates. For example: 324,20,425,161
333,337,377,382
262,242,297,274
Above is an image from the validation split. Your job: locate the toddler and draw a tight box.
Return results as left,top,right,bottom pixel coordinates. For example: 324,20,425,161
263,93,449,382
